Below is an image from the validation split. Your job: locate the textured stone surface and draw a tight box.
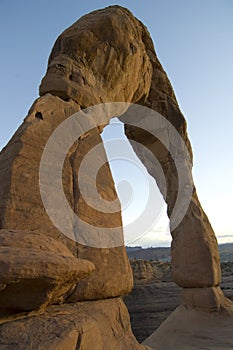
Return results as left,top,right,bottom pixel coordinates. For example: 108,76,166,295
0,95,81,252
123,60,222,289
63,126,133,300
126,260,233,343
171,192,221,288
130,259,156,281
0,230,95,314
0,299,151,350
143,305,233,350
39,6,152,107
0,229,74,256
0,93,132,300
124,260,181,343
68,244,133,301
0,4,232,349
0,3,224,307
181,286,227,312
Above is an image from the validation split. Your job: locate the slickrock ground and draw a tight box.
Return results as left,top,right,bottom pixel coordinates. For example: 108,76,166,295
144,304,233,350
124,260,233,344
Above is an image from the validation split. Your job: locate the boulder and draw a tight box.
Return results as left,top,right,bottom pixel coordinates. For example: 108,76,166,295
0,230,95,314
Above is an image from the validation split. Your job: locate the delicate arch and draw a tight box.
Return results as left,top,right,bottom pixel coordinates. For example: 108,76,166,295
0,5,228,311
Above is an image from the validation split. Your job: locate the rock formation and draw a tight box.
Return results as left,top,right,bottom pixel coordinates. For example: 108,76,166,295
125,259,233,343
0,230,95,314
0,298,151,350
124,259,181,342
0,5,232,349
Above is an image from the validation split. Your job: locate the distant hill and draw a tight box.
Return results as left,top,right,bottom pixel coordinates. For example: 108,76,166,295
219,243,233,262
126,243,233,262
127,246,171,262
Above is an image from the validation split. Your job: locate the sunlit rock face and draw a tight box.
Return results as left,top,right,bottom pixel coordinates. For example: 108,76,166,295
39,3,228,309
0,5,232,350
0,2,225,309
40,6,153,107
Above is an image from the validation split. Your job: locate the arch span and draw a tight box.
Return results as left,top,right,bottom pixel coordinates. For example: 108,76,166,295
0,5,230,312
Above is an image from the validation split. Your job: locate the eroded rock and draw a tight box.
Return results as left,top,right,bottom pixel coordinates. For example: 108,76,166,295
0,230,95,314
0,4,232,349
0,93,132,300
0,298,151,350
181,286,229,312
39,6,152,107
143,304,233,350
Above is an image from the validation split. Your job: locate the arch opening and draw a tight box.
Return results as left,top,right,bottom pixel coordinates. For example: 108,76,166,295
101,117,171,248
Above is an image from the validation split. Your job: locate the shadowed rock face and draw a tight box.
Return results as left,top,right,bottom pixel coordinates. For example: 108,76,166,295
0,4,232,350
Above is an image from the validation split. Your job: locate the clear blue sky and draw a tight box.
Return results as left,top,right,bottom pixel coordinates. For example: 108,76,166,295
1,0,233,246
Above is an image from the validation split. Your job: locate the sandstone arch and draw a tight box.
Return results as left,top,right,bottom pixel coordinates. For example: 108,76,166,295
0,4,231,319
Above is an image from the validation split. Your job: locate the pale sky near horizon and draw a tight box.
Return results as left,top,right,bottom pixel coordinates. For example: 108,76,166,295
1,0,233,247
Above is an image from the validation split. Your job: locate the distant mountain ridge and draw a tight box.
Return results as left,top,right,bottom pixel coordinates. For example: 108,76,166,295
127,243,233,262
